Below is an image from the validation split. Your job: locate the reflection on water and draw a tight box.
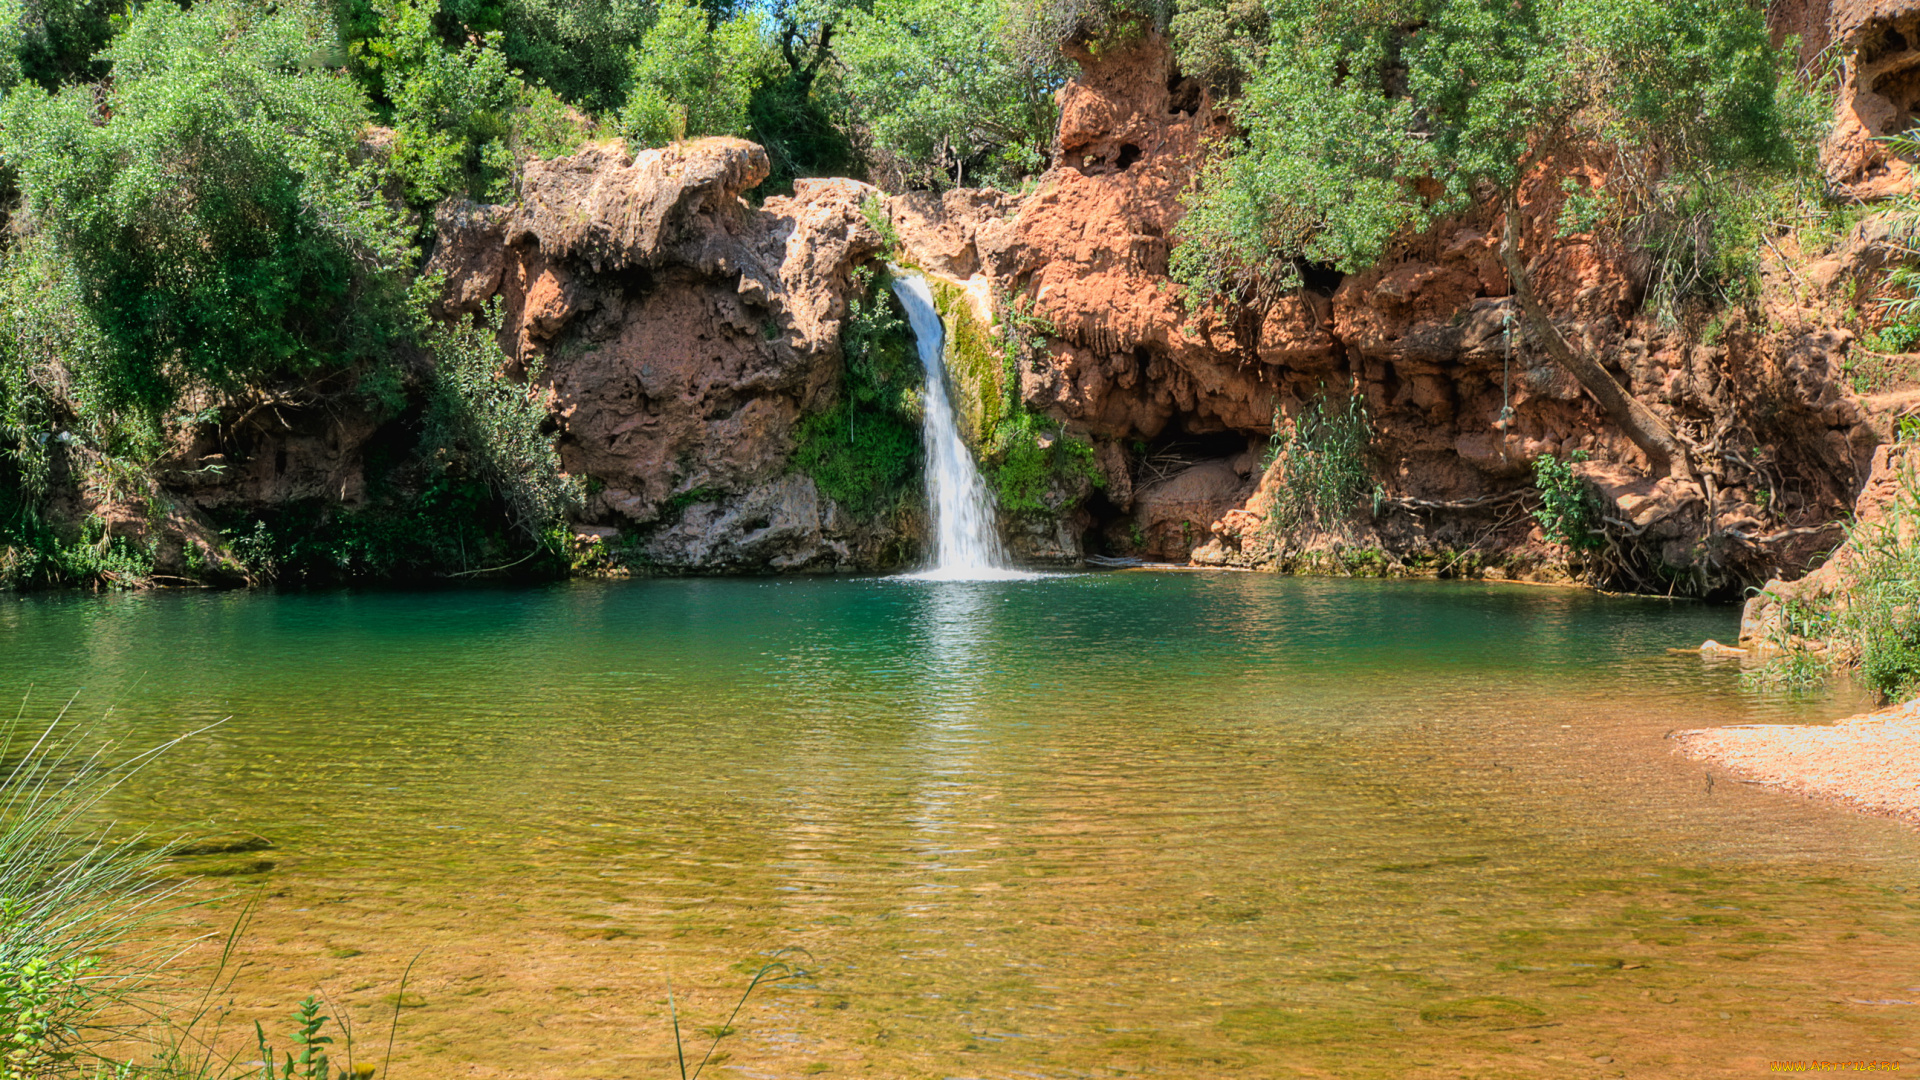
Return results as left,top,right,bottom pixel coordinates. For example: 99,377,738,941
3,573,1919,1078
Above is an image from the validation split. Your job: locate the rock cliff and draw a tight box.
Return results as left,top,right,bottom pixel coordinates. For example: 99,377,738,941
427,137,907,572
101,8,1920,590
882,30,1904,596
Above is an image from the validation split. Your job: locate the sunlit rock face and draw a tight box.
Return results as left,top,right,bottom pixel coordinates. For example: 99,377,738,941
415,22,1891,586
429,138,909,572
886,32,1883,589
1826,0,1920,198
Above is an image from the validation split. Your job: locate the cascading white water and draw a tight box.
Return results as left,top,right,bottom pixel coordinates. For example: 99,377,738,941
890,275,1032,581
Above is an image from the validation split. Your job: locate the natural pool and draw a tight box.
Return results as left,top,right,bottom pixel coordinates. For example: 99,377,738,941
4,572,1919,1078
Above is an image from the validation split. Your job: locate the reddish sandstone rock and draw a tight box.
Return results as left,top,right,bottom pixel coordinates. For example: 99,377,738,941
1825,0,1920,198
428,137,904,571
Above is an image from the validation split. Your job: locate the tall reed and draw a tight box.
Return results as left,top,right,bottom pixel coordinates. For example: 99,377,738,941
0,692,213,1077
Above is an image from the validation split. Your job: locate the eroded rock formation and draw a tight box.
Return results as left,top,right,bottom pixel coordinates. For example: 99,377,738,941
887,28,1906,595
428,137,906,571
124,12,1914,590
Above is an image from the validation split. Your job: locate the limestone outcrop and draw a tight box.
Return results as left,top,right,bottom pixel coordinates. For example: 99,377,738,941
427,137,903,571
885,30,1894,592
1824,0,1920,197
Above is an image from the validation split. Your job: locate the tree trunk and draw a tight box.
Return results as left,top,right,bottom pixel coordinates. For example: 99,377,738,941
1498,189,1694,483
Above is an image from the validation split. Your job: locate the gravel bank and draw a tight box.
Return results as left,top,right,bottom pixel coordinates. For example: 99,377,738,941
1673,698,1920,825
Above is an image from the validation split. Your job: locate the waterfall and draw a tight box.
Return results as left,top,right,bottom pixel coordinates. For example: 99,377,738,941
890,275,1030,581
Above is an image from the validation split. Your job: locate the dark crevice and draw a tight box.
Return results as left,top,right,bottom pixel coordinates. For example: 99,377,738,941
1297,259,1345,296
1166,76,1202,116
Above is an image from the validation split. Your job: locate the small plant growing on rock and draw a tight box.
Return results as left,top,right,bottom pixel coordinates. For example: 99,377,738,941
1530,453,1603,551
859,195,902,256
1262,393,1373,532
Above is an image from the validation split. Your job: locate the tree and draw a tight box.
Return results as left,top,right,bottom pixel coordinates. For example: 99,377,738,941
618,0,763,146
359,0,521,202
1171,0,1811,480
838,0,1068,188
0,0,409,433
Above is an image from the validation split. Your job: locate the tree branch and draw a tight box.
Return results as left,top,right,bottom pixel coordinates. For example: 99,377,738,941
1498,185,1695,483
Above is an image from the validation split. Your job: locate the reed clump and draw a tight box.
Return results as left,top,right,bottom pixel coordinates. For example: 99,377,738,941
1747,450,1920,703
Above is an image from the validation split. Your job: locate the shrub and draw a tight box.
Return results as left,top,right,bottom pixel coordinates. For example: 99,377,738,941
618,0,764,148
1531,452,1603,550
1841,472,1920,701
837,0,1067,188
355,0,520,204
423,309,581,540
1262,394,1373,531
982,411,1101,514
1750,459,1920,703
438,0,652,113
0,0,411,432
791,267,922,517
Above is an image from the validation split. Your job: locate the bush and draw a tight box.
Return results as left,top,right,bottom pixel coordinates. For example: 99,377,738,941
1531,452,1603,550
362,0,522,204
980,300,1101,514
618,0,763,148
1171,0,1813,310
982,410,1101,514
1842,471,1920,701
1752,458,1920,703
790,267,922,516
837,0,1067,189
423,308,581,540
1262,393,1373,531
6,0,122,88
0,0,411,431
440,0,651,113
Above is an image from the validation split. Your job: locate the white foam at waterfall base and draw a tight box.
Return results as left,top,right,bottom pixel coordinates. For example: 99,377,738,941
889,275,1043,582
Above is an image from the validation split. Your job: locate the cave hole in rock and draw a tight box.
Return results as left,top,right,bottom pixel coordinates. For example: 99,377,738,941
1296,259,1345,296
1115,143,1144,170
1131,345,1154,384
1131,426,1252,489
1080,487,1130,556
1167,75,1202,117
1872,62,1920,140
361,420,414,489
1868,23,1912,63
273,448,288,477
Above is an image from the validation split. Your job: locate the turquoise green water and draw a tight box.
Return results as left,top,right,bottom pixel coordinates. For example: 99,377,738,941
5,573,1919,1078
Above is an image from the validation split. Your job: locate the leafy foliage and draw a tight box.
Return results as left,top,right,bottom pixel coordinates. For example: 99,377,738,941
972,291,1101,514
791,268,923,516
619,0,763,147
358,0,522,203
7,0,121,88
423,309,582,540
1841,467,1920,702
439,0,652,112
0,509,157,591
1531,452,1602,550
1747,454,1920,704
838,0,1067,188
1171,0,1815,308
0,0,410,431
1261,393,1373,531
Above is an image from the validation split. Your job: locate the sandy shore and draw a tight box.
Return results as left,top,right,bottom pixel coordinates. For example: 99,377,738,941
1673,698,1920,824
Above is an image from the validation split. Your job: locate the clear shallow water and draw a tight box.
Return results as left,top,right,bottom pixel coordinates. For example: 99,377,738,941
5,573,1920,1078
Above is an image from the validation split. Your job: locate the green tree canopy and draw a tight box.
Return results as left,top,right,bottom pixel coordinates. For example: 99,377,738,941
619,0,764,146
1171,0,1816,478
838,0,1068,188
0,0,409,430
